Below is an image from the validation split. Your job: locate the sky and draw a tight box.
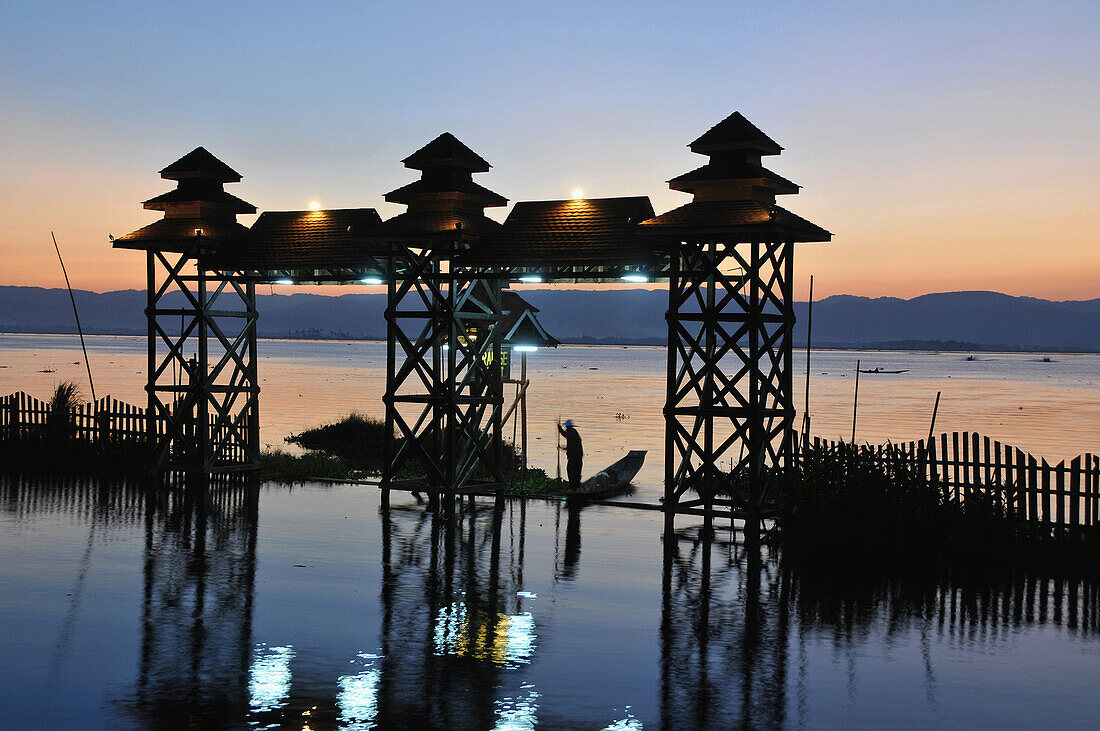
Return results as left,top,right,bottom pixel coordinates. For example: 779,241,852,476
1,1,1097,301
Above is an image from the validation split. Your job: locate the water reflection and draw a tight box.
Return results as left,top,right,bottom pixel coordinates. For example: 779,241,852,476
376,498,537,729
132,483,259,726
4,477,1100,727
0,476,259,727
660,521,1100,728
661,528,790,729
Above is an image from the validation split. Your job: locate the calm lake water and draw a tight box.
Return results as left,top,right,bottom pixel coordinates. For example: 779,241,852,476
2,477,1100,729
1,334,1096,503
2,335,1100,728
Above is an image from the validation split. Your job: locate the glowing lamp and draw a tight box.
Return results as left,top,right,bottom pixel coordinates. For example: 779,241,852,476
360,276,384,285
309,201,321,211
274,278,294,285
621,274,649,283
518,275,543,284
572,189,584,200
514,345,538,353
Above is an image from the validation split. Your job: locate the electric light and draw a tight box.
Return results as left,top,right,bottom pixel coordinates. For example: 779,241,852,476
360,277,384,285
621,274,649,283
518,275,543,284
572,188,583,200
309,201,321,211
274,278,294,285
514,345,538,352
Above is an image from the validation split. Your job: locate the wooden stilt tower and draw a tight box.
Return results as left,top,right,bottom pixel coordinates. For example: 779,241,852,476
640,113,830,539
114,148,261,479
375,134,508,504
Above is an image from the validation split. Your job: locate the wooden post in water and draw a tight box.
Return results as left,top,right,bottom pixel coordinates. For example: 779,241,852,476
851,359,860,444
521,352,528,471
801,275,814,445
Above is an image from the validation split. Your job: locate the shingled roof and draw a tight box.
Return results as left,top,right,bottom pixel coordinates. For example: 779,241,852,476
464,196,661,267
115,147,256,252
642,112,830,242
402,132,491,172
668,160,798,196
113,218,251,251
143,184,256,214
377,210,502,239
159,147,243,182
374,133,506,242
202,208,385,269
384,176,508,208
639,201,830,242
689,112,783,155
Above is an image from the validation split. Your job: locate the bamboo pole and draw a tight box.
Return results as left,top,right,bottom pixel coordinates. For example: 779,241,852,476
926,391,941,446
51,232,96,403
556,414,562,481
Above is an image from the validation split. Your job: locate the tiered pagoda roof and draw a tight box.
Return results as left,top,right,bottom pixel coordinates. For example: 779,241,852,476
115,112,827,272
377,133,506,239
114,147,255,251
640,112,830,242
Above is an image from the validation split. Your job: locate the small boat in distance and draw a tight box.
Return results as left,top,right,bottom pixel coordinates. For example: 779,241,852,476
857,367,910,374
568,450,647,502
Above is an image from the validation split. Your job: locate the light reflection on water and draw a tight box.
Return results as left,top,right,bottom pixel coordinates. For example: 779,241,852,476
249,644,295,714
2,476,1100,728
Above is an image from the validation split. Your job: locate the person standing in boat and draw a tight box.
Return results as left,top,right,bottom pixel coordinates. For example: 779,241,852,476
558,419,583,491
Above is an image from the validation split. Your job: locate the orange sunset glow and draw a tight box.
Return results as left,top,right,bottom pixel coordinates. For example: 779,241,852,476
2,2,1096,303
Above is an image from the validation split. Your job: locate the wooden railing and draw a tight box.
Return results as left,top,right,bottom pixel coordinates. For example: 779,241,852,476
806,433,1100,528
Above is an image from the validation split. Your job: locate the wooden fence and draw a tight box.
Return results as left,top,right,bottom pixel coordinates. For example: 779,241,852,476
1,390,259,469
806,433,1100,528
1,391,160,441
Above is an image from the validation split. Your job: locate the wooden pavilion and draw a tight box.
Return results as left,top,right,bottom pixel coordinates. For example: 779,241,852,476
114,112,830,534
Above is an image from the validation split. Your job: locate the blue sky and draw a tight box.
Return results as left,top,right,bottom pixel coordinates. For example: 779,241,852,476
2,1,1097,298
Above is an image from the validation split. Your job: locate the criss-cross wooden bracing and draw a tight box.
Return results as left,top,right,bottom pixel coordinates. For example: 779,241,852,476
115,113,828,528
381,244,506,504
114,148,262,483
370,134,511,507
639,113,830,540
144,250,260,476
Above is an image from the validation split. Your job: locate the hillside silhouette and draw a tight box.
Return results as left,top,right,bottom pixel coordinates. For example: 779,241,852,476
2,286,1097,351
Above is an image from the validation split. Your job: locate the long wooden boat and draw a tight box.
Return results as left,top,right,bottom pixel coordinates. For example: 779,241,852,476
568,450,647,501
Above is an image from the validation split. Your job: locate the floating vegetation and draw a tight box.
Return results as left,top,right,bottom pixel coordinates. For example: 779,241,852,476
284,411,387,474
258,448,352,483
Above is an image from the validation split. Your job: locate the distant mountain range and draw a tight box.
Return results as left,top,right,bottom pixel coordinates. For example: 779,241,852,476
1,286,1097,352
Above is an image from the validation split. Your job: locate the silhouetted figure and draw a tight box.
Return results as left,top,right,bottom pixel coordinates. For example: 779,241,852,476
558,419,583,491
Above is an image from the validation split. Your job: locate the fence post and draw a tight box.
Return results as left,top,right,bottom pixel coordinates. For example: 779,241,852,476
940,433,950,498
1041,459,1052,525
1055,461,1066,526
1087,454,1096,527
1028,454,1039,522
1070,456,1082,526
983,435,991,486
